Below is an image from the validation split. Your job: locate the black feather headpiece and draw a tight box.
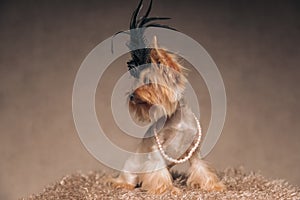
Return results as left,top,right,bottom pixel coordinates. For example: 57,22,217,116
126,0,176,78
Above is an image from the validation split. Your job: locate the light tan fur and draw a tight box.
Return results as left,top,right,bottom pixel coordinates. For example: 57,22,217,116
107,38,225,194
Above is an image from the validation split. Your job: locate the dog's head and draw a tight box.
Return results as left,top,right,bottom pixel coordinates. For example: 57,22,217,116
118,0,187,123
128,38,187,123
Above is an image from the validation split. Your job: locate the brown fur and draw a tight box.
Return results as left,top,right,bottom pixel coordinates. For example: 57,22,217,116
107,38,225,194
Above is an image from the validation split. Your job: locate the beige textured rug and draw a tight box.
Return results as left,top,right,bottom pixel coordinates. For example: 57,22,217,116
25,168,300,200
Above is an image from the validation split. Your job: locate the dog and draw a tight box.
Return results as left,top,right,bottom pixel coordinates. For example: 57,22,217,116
107,0,225,194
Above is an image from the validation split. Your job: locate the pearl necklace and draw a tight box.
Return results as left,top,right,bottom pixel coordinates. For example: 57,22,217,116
154,113,202,164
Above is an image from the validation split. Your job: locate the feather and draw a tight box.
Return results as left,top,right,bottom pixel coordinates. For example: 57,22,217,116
115,0,177,78
139,17,171,27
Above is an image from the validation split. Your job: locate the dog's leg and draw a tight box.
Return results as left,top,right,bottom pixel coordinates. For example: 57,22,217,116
106,154,141,190
187,154,226,191
141,167,176,194
107,172,137,190
139,148,180,194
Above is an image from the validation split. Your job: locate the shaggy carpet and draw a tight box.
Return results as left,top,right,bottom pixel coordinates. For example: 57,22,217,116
24,168,300,200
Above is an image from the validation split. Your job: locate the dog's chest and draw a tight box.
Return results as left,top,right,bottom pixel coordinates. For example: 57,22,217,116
162,116,198,159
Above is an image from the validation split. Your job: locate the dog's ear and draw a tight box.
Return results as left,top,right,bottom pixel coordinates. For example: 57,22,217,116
150,36,187,99
150,36,184,73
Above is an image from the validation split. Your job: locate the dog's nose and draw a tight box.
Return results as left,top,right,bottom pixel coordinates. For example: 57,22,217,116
129,93,135,101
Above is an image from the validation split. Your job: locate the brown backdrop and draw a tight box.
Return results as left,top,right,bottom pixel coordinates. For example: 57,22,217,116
0,0,299,199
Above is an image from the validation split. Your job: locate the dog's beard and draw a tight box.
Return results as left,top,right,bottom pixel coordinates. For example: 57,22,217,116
129,100,152,124
128,84,179,124
129,100,174,125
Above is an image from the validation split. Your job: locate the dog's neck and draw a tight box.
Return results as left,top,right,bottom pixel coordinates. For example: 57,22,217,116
152,98,188,129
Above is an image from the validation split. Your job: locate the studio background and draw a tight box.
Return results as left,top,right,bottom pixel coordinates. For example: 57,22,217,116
0,0,299,199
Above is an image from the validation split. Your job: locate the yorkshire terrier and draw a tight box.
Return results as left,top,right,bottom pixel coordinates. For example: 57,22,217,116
107,0,225,194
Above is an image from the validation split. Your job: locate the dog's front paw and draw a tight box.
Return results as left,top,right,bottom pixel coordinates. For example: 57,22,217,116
202,181,226,192
106,177,135,190
170,186,182,195
144,182,171,195
187,177,226,192
187,158,226,192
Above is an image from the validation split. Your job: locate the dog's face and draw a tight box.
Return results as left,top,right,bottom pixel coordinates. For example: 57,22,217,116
128,40,187,123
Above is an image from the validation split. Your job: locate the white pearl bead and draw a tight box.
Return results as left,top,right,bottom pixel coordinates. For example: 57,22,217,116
154,112,201,164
